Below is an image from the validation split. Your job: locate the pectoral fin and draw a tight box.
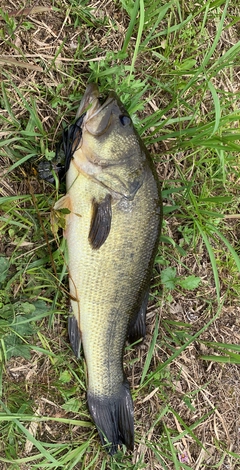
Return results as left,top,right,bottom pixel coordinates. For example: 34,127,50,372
54,194,72,211
88,194,112,249
52,194,72,236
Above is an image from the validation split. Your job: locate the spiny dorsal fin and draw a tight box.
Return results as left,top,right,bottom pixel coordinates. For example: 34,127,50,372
88,194,112,250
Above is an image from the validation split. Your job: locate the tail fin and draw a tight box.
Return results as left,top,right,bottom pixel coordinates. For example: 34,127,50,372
87,380,134,455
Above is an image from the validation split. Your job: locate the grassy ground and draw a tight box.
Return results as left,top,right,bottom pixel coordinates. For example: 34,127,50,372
0,0,240,469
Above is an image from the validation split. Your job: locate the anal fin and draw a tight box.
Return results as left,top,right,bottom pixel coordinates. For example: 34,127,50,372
52,194,72,237
68,315,81,359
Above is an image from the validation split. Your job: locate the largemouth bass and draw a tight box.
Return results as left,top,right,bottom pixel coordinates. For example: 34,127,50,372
54,84,162,454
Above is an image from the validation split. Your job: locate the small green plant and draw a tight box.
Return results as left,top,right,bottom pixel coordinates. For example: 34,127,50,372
161,267,201,291
0,8,16,36
200,341,240,364
0,300,49,362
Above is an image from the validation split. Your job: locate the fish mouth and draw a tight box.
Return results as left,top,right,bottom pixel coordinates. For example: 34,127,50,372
75,84,117,136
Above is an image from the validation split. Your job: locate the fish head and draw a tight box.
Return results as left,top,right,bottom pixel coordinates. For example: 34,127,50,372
75,84,143,164
72,84,146,198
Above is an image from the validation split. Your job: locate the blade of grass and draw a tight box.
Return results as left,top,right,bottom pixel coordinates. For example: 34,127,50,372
163,423,181,470
202,0,229,67
194,222,220,302
0,404,60,466
121,0,140,54
140,1,174,48
211,226,240,272
207,80,221,136
128,0,145,83
140,301,223,390
1,82,20,128
140,314,159,385
2,154,37,175
0,411,92,428
200,354,240,364
201,341,240,352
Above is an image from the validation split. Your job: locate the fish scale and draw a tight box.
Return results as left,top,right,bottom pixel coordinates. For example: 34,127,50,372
67,164,159,405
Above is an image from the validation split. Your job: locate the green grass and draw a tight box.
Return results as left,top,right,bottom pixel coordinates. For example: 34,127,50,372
0,0,240,468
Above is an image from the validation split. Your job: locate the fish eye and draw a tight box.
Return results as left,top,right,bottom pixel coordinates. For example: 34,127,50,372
119,115,131,126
